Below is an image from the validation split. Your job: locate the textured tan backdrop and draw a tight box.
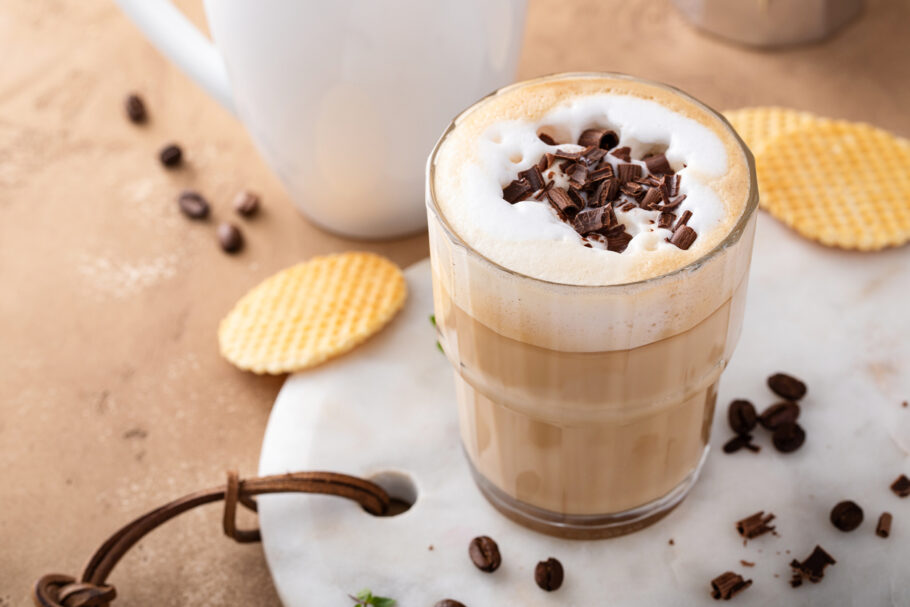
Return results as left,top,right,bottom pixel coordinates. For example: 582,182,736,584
1,0,908,604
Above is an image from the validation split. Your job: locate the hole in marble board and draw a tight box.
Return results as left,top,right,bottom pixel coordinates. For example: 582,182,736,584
364,470,417,517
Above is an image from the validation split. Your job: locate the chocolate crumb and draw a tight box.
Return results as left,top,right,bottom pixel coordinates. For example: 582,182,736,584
554,148,582,160
644,153,672,175
669,538,675,545
891,474,910,497
658,212,676,229
578,128,619,150
519,166,545,191
538,132,557,145
759,402,800,431
605,227,633,253
617,162,641,183
610,146,632,162
669,225,698,250
620,181,645,200
736,511,776,539
830,500,863,532
620,202,636,212
710,571,752,600
768,373,807,401
902,401,908,408
876,512,892,538
573,206,615,234
772,422,806,453
790,545,835,585
503,178,533,203
547,187,580,217
740,560,755,568
640,187,662,210
728,400,758,435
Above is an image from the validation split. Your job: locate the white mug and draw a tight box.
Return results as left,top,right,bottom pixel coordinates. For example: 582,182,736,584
115,0,527,239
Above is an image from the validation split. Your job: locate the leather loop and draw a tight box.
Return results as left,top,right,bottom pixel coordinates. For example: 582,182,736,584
34,470,390,607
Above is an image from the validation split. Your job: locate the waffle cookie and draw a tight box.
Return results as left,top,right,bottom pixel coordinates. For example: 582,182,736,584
219,252,407,374
725,107,827,157
755,121,910,250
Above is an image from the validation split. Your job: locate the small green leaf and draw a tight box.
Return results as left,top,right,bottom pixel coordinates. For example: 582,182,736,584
436,341,444,353
355,589,373,603
429,314,436,326
371,597,397,607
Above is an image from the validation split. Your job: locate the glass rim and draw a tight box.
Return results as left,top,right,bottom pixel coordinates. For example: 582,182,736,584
425,71,760,291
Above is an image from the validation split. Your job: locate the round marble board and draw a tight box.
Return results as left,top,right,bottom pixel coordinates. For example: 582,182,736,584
258,213,910,606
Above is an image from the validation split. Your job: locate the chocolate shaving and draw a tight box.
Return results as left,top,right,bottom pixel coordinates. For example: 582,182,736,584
675,210,693,229
538,132,556,145
554,148,582,160
587,165,615,184
669,225,698,250
610,146,632,162
644,152,673,175
584,147,607,165
891,474,910,497
532,180,555,201
567,162,588,185
736,511,776,539
876,512,892,538
574,206,616,234
567,186,585,209
547,187,580,217
640,187,662,210
502,178,533,203
740,560,755,568
661,194,687,211
658,212,676,229
620,182,645,200
667,174,681,197
518,166,544,191
597,178,620,205
617,163,642,183
710,572,752,600
790,546,836,586
620,202,636,212
578,128,619,150
604,226,632,253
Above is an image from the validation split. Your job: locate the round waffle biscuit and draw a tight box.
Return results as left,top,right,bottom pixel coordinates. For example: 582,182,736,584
219,252,407,374
725,107,827,157
755,121,910,250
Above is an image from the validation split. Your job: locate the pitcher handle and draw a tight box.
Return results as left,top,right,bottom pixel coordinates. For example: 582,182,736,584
114,0,235,114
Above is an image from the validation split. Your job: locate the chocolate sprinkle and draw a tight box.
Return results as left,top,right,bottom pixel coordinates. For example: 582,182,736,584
669,225,698,250
876,512,892,538
830,500,864,532
759,402,800,430
790,546,835,586
768,373,807,401
772,422,806,453
578,128,619,150
519,166,545,191
710,571,752,600
610,146,632,162
502,178,532,203
736,511,776,539
891,474,910,497
538,132,556,145
620,202,636,212
644,152,673,175
740,560,755,568
547,187,580,217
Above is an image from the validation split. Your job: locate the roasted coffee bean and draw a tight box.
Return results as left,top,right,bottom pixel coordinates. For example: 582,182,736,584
468,536,501,572
177,190,210,219
759,401,800,430
768,373,807,401
125,93,147,123
728,399,758,435
830,500,863,532
159,143,183,168
534,557,564,591
233,190,261,217
723,434,758,454
772,422,805,453
434,600,466,607
217,222,244,254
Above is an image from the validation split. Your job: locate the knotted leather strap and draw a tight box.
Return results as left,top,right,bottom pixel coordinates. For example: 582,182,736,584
34,471,390,607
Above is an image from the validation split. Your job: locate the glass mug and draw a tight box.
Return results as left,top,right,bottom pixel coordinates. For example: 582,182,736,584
426,73,759,538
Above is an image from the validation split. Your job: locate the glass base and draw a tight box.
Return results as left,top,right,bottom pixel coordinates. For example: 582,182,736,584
467,447,709,539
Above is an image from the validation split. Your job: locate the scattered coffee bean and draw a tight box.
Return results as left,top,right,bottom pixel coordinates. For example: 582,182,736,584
768,373,807,401
736,511,776,539
177,190,210,219
710,571,752,600
233,190,261,217
772,422,805,453
434,600,466,607
125,93,147,123
789,545,835,586
728,399,758,434
830,500,863,532
217,222,244,254
759,402,800,431
876,512,892,538
891,474,910,497
159,143,183,168
534,557,564,591
723,434,759,454
468,536,501,573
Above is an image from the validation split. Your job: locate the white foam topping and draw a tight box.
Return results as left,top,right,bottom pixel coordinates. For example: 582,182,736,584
435,93,734,286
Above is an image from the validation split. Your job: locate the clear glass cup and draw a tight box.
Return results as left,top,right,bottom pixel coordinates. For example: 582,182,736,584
426,73,759,538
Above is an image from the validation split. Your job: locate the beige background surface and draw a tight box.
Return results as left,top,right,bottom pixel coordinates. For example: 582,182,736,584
1,0,908,605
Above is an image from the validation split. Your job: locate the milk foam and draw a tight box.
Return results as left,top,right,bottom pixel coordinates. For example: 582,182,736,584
433,80,748,286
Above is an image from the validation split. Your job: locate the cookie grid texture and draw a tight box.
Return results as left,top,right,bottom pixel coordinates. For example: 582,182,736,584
219,252,407,374
725,107,826,157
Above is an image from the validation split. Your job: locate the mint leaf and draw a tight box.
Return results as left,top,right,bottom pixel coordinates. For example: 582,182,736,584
429,314,436,326
371,598,397,607
436,340,444,353
350,589,396,607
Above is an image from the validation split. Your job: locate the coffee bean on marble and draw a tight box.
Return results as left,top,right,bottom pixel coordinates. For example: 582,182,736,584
177,190,210,219
768,373,807,401
772,421,805,453
534,557,564,591
830,500,863,532
124,93,147,123
759,401,800,431
158,143,183,168
434,600,466,607
217,222,244,254
468,536,501,572
728,399,758,435
233,190,261,217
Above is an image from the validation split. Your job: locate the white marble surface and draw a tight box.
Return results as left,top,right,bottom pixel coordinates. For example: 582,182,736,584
258,213,910,606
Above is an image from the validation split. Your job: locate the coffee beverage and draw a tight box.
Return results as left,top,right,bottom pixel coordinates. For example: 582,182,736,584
426,73,758,537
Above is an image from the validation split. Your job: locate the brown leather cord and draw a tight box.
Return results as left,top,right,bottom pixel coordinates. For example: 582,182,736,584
34,471,390,607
